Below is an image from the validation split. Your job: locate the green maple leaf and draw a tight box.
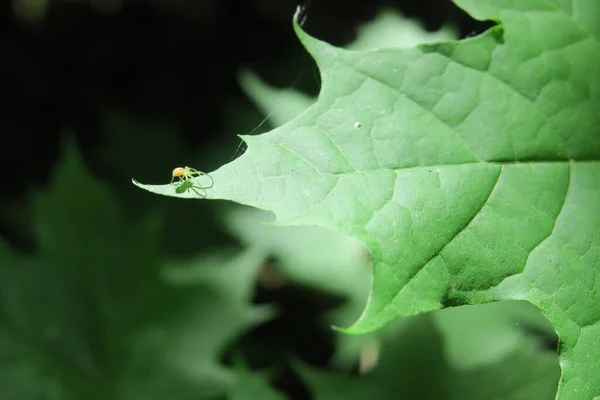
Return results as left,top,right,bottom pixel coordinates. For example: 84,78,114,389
0,141,270,399
134,1,600,398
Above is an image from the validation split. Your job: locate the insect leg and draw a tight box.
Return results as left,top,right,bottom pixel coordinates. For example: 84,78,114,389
189,185,207,197
201,173,214,189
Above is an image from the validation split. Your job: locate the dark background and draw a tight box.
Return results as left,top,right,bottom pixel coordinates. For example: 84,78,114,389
0,1,496,398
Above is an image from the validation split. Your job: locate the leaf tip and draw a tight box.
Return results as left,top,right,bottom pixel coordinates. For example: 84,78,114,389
291,3,327,57
331,324,369,336
131,178,158,195
293,3,308,28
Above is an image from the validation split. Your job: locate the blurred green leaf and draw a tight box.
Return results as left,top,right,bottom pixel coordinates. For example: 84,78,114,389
227,372,286,400
223,205,372,367
347,7,457,50
298,314,560,400
0,140,271,399
432,301,556,370
226,359,285,400
224,206,369,300
128,248,274,400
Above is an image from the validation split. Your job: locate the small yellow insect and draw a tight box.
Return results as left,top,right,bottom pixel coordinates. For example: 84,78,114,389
170,166,214,197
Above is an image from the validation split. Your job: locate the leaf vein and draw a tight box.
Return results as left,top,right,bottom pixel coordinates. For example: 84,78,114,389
373,165,504,319
429,49,571,157
338,58,483,163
